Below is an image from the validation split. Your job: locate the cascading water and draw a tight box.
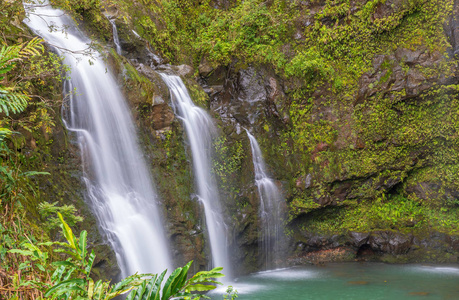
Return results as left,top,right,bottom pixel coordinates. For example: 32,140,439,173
160,74,232,278
246,130,284,269
24,1,172,277
109,18,122,55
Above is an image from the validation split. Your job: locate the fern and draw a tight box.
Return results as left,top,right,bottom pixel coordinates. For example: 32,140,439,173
0,37,43,115
0,87,30,116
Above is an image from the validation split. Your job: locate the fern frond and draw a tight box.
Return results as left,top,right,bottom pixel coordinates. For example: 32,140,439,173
0,38,43,114
0,87,30,116
0,37,43,81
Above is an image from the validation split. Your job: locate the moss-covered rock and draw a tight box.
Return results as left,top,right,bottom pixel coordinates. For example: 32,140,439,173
17,0,459,274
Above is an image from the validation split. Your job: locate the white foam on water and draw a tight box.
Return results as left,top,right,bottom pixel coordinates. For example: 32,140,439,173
253,267,319,280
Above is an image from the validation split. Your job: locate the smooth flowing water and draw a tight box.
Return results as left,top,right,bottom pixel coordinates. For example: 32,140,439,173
210,263,459,299
24,1,172,277
109,18,122,55
160,74,232,278
246,130,284,269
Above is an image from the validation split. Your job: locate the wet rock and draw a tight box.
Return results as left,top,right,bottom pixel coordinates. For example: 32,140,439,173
445,1,459,57
208,64,286,130
151,104,175,130
368,231,413,255
305,174,312,189
175,64,194,78
394,48,423,65
152,95,165,106
198,59,214,77
238,67,268,104
349,232,370,248
372,0,405,20
405,181,459,204
356,47,444,104
135,64,170,99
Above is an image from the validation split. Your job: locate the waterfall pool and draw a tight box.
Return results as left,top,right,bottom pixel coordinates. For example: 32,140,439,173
210,263,459,299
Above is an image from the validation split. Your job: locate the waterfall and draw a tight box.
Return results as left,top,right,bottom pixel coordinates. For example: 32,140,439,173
24,1,172,277
246,130,284,269
160,74,232,278
109,18,122,55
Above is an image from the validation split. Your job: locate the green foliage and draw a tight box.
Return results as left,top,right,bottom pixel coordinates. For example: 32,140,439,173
284,47,333,80
50,0,111,41
300,194,459,235
0,37,43,116
213,136,245,192
38,201,84,230
0,124,50,208
223,286,238,300
52,0,101,11
8,213,225,300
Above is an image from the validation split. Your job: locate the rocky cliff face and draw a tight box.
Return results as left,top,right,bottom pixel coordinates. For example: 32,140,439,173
28,0,459,277
192,0,459,267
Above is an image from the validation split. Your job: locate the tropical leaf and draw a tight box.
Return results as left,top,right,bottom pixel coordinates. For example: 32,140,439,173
51,265,67,283
58,212,80,258
185,284,217,292
21,171,51,177
8,249,34,256
78,230,87,266
151,270,166,300
162,261,192,300
44,278,86,297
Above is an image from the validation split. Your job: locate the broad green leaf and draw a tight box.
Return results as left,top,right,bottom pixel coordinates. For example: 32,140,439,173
152,270,166,300
8,249,34,256
36,263,46,272
88,278,94,299
53,260,77,268
161,267,182,300
22,171,50,177
168,261,192,298
63,267,76,280
185,284,217,292
44,278,85,297
79,230,87,266
141,274,158,300
58,213,79,255
92,280,103,300
51,265,67,283
85,250,96,276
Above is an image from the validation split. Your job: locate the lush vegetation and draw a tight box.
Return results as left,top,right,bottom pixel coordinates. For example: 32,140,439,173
3,0,459,292
3,212,225,299
0,4,230,300
48,0,459,238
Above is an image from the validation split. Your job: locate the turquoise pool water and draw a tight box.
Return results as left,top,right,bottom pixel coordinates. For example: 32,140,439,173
210,263,459,299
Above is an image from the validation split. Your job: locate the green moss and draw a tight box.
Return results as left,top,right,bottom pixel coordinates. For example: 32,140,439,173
212,135,246,195
181,77,209,109
50,0,112,41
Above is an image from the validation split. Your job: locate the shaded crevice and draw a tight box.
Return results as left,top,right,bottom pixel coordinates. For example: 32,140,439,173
356,244,375,258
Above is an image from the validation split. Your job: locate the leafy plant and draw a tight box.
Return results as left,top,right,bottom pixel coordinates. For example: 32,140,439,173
10,213,225,300
38,201,84,230
0,37,43,116
223,286,238,300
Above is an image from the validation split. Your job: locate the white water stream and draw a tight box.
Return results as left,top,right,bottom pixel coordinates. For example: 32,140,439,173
246,130,284,268
109,18,122,55
160,74,232,278
24,1,172,277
